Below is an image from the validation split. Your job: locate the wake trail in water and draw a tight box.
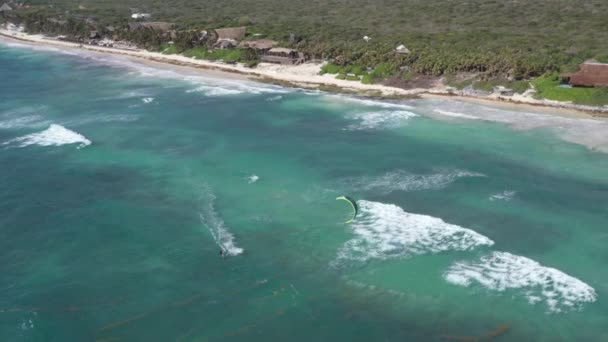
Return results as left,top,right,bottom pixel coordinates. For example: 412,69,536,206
444,251,597,313
333,200,493,266
199,186,243,256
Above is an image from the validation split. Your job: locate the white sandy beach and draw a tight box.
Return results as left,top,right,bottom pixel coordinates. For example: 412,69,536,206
1,27,607,118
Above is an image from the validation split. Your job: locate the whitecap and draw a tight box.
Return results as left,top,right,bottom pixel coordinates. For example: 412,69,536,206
266,95,283,101
248,174,259,184
489,190,517,202
444,252,597,313
3,124,91,149
433,109,480,120
199,186,243,256
342,169,485,194
347,110,418,130
187,85,244,96
333,200,494,265
142,97,155,104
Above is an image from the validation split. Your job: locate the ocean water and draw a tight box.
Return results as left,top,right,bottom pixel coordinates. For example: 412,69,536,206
1,41,607,341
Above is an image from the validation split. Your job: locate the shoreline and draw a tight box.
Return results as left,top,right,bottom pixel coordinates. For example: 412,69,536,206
1,29,608,119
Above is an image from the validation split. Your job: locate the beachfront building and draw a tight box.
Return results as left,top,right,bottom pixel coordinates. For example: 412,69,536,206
214,26,246,49
562,61,608,87
261,48,305,65
238,39,277,52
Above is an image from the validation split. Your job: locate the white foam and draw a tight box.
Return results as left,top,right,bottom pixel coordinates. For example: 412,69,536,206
186,80,289,97
434,109,480,120
3,124,91,149
142,97,155,103
489,190,517,202
348,110,418,130
344,169,485,194
325,94,415,110
334,201,494,264
444,252,597,313
199,187,243,256
266,95,283,101
0,115,44,129
248,174,259,184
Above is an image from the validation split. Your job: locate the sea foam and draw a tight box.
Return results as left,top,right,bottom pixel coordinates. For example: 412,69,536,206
348,110,418,130
433,109,480,120
489,190,517,202
334,201,494,264
199,186,243,256
342,169,485,194
444,252,597,313
3,124,91,149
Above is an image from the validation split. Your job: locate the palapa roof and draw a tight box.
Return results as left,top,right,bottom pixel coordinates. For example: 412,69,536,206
563,61,608,87
268,48,298,55
239,39,277,50
215,27,246,41
268,47,297,54
0,3,13,11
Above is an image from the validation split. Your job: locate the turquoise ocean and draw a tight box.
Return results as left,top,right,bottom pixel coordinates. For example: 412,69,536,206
1,40,607,341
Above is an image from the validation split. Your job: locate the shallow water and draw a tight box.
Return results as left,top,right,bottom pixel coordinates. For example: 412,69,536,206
1,42,607,341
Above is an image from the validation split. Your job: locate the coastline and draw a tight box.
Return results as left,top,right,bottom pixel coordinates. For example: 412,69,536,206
1,29,608,119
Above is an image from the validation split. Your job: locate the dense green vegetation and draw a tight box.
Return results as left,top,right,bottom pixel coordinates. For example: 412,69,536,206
532,74,608,106
3,0,608,104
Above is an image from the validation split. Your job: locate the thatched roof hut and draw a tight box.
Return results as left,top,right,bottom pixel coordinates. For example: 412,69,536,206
238,39,277,50
563,61,608,87
0,3,13,12
215,27,246,41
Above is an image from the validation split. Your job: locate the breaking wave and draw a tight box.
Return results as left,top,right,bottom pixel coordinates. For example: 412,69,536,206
186,81,289,97
3,124,91,149
333,201,494,265
489,190,517,202
347,110,418,130
342,169,485,194
199,186,243,256
247,174,259,184
444,252,597,313
324,94,415,110
433,109,480,120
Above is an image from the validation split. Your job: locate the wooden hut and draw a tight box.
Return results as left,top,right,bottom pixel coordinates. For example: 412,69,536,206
261,48,305,64
562,61,608,87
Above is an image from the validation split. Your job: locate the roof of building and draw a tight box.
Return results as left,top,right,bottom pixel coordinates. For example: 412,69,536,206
268,47,297,54
238,39,277,50
215,27,246,41
563,61,608,87
0,3,13,11
395,44,410,54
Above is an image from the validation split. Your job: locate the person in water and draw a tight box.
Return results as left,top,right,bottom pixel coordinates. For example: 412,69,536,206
219,249,225,258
